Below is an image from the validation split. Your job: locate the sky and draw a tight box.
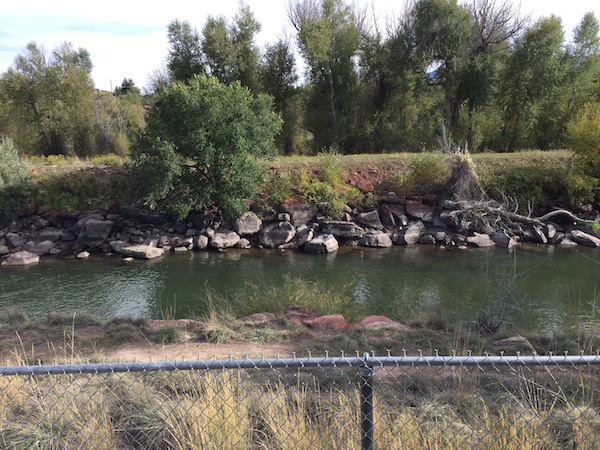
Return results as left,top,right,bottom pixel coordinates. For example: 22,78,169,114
1,0,599,92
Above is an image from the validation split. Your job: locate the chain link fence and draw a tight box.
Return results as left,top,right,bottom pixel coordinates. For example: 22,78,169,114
0,351,599,449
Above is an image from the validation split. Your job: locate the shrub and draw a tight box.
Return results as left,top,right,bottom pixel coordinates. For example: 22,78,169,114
132,74,281,220
0,137,32,218
568,102,600,176
389,152,448,197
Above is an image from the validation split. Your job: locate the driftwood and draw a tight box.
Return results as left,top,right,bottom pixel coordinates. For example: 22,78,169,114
443,200,595,233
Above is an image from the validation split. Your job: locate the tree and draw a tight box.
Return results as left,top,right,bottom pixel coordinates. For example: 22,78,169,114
288,0,361,151
260,38,300,153
202,4,262,92
132,74,281,219
0,41,96,156
166,19,204,82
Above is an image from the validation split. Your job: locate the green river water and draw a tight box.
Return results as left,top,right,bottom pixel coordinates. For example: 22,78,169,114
1,245,599,334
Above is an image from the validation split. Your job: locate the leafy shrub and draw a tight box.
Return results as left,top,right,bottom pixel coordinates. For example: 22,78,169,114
568,103,600,176
132,74,281,220
91,154,123,167
0,137,32,218
262,172,294,215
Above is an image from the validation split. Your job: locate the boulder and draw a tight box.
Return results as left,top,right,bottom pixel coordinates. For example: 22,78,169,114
383,204,409,227
280,203,320,227
1,251,39,266
109,240,129,253
194,235,209,250
466,232,495,248
521,225,547,244
393,221,425,245
5,233,24,249
355,210,384,230
281,225,314,250
77,251,90,259
358,315,408,330
492,230,517,249
234,211,262,236
304,234,339,253
211,231,241,249
0,246,8,256
235,238,252,249
405,200,434,222
303,314,347,330
440,209,459,227
320,221,364,238
72,214,104,235
570,229,600,247
239,312,277,326
119,245,165,259
37,227,63,242
28,240,55,256
359,230,392,248
76,219,114,249
286,306,321,325
259,221,296,248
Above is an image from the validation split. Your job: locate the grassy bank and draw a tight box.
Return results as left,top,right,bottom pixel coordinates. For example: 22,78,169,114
5,149,588,218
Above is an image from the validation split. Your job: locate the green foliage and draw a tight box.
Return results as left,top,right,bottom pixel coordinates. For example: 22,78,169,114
0,137,32,218
262,172,294,215
0,137,30,188
132,74,281,220
389,152,449,197
568,102,600,175
167,19,204,82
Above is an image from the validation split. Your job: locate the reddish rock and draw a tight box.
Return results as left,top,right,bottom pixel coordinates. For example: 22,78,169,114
358,315,408,330
27,202,38,216
304,314,347,330
239,312,277,326
286,306,321,325
343,323,359,332
405,200,434,222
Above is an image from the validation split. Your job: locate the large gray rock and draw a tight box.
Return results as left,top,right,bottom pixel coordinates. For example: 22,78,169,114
304,234,339,253
320,221,364,238
405,200,434,222
37,227,63,242
570,229,600,247
234,211,262,236
359,230,392,248
466,232,495,248
211,231,241,249
28,240,55,256
76,219,114,249
194,235,209,250
355,210,384,230
440,209,460,227
281,225,314,250
280,203,319,227
393,221,425,245
119,245,165,259
521,225,547,244
259,221,296,248
5,233,24,249
0,245,9,256
72,214,104,235
109,240,129,253
1,251,40,266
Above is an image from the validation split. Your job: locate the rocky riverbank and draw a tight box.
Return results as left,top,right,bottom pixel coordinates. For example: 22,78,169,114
2,194,600,266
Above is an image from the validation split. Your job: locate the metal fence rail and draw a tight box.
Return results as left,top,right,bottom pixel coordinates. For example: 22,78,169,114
1,351,599,449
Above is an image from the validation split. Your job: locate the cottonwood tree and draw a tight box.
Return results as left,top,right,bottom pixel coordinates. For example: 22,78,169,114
132,74,281,219
288,0,361,152
166,19,204,82
0,41,96,156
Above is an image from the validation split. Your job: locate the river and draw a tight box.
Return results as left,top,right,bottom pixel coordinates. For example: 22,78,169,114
1,245,599,334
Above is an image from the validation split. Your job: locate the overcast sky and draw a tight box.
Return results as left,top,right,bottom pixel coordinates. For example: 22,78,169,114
1,0,598,92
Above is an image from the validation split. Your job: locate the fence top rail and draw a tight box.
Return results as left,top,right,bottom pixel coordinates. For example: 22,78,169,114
1,351,599,376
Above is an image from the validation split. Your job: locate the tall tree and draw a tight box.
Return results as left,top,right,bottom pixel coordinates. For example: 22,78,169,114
202,4,262,92
288,0,360,151
166,19,204,82
0,41,96,156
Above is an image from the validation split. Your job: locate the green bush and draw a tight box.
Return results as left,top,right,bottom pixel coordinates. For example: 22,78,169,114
132,74,281,220
568,103,600,176
0,137,32,218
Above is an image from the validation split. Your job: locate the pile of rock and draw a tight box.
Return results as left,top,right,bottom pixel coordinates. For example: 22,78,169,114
2,195,600,266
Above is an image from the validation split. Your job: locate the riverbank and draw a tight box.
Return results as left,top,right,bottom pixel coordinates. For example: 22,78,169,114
1,306,596,364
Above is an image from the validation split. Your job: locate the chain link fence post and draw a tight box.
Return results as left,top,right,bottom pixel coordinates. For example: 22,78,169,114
360,352,374,450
